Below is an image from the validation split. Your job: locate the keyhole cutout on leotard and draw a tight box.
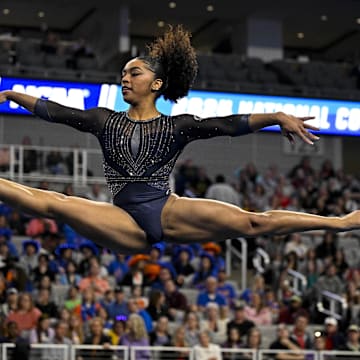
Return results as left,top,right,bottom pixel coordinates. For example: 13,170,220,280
130,124,141,159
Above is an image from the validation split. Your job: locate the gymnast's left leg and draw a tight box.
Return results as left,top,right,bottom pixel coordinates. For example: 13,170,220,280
161,194,360,243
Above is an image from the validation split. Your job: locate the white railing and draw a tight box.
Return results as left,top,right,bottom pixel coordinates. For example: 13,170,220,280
317,290,348,320
287,269,308,295
225,237,247,290
0,144,105,186
2,344,360,360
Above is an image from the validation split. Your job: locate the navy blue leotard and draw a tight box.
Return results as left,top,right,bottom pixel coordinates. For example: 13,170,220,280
34,99,252,244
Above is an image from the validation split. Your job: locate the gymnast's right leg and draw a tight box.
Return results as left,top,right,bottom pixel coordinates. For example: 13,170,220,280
0,178,148,253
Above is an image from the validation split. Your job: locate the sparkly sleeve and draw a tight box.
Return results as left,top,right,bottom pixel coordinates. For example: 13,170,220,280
33,98,112,136
173,113,252,144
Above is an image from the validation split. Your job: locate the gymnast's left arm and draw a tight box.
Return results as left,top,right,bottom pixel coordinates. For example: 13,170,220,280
248,112,320,145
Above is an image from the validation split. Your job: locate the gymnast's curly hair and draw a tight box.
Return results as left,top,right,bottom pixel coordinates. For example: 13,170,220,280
139,24,198,103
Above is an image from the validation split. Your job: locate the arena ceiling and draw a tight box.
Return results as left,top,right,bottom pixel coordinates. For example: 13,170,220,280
1,0,360,56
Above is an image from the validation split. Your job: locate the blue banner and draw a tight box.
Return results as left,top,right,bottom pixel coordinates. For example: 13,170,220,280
1,76,360,136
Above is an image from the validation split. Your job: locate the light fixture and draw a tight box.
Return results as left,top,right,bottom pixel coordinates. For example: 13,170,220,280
320,15,328,21
357,17,360,25
206,4,214,12
38,11,45,18
169,2,176,9
297,32,304,39
157,20,165,28
3,8,10,15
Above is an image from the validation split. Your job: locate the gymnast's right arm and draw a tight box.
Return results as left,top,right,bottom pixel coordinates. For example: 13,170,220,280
0,90,112,135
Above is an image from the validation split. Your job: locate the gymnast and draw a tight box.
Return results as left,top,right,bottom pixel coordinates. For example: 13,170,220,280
0,25,359,254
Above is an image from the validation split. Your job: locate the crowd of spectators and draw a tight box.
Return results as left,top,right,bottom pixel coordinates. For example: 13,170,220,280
0,155,359,358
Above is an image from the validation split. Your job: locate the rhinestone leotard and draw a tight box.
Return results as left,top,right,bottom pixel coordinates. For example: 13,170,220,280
34,99,251,243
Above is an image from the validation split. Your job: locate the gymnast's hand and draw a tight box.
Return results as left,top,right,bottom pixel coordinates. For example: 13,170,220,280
277,112,320,145
0,91,9,103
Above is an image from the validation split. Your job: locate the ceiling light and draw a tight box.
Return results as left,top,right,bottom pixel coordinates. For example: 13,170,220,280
206,4,214,12
357,18,360,24
38,11,45,18
320,15,328,21
3,8,10,15
169,2,176,9
157,20,165,28
297,32,304,39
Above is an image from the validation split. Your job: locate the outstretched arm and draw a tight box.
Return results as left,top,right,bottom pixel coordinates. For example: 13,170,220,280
0,90,112,135
249,112,320,145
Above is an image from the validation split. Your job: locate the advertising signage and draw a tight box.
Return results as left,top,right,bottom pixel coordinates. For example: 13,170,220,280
1,76,359,136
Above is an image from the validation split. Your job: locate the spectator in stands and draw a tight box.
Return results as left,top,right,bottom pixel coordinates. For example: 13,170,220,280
146,289,172,321
33,253,56,286
315,231,337,262
164,279,188,319
122,254,150,287
75,287,102,322
197,276,227,314
171,325,190,360
172,245,195,286
278,295,309,325
107,253,129,284
183,311,201,347
193,253,219,288
46,150,66,174
322,316,346,350
21,135,38,174
149,315,171,346
6,292,42,337
35,287,59,320
40,31,60,54
0,321,30,359
226,305,255,342
243,292,272,326
127,297,153,333
202,242,225,271
216,269,237,308
269,323,305,360
131,284,149,310
96,305,112,329
49,320,72,360
58,259,82,287
200,302,228,345
333,248,349,277
312,263,345,306
120,313,150,360
338,324,360,353
64,285,82,314
0,215,18,257
106,286,128,320
67,313,84,345
241,274,266,304
0,287,18,318
18,239,40,279
7,209,26,236
151,263,176,291
55,243,77,272
242,327,262,358
78,241,100,276
284,233,308,261
78,257,110,297
205,174,240,206
289,314,313,350
105,318,126,345
25,215,58,239
222,327,243,359
79,317,111,360
29,313,54,344
85,183,110,202
299,248,323,290
194,329,223,360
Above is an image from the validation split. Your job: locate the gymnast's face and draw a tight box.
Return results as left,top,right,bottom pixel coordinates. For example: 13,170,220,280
121,58,162,105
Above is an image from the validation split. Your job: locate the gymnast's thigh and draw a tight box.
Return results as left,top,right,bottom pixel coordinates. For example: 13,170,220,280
54,196,149,253
161,194,252,242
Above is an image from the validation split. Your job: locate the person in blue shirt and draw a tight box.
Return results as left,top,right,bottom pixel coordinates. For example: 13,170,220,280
196,276,227,314
107,253,129,284
105,286,128,320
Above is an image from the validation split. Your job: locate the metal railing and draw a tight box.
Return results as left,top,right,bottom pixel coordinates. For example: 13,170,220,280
225,237,247,290
2,344,360,360
0,144,105,186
